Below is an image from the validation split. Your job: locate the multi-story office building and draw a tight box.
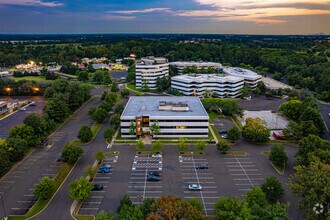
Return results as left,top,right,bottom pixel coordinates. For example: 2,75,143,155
170,61,222,74
120,96,209,138
171,74,244,98
135,56,169,90
222,67,261,88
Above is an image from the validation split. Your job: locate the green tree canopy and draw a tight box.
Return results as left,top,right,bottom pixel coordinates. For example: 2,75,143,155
77,125,93,143
44,93,70,123
69,177,93,201
242,117,270,143
260,176,285,204
269,144,288,167
34,176,55,200
61,143,84,164
227,126,241,143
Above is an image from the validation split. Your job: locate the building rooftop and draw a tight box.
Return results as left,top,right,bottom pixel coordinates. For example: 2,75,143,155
137,56,168,66
222,67,261,80
172,74,244,83
170,61,222,67
121,96,208,118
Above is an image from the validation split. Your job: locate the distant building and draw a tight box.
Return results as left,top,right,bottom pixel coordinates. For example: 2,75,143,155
81,57,108,64
171,74,244,98
120,96,209,138
222,67,261,88
170,61,222,74
0,101,8,115
135,56,169,90
92,63,111,70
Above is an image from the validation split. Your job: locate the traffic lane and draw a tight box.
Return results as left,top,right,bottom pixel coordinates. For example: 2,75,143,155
237,96,287,112
0,97,45,139
318,102,330,140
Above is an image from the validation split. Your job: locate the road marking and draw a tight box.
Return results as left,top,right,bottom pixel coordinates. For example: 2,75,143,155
127,191,162,193
238,189,251,191
83,201,102,204
89,196,103,198
11,208,30,210
80,208,99,210
24,194,35,197
1,181,15,183
191,156,207,216
128,186,162,188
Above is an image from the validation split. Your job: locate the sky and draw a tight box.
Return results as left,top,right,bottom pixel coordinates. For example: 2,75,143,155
0,0,329,34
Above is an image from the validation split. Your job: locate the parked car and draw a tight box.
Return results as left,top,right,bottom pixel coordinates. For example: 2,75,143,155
93,184,104,191
188,184,202,191
100,164,112,169
195,163,208,169
221,134,228,139
147,175,160,182
97,167,110,173
219,130,227,134
30,101,36,106
20,107,26,111
151,154,162,158
148,171,160,177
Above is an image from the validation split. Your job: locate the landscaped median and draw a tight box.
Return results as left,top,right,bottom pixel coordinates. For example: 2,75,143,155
8,163,74,220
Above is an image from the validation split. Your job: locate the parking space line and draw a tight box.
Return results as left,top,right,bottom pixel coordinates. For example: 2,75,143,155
89,196,103,198
191,156,207,216
80,208,99,210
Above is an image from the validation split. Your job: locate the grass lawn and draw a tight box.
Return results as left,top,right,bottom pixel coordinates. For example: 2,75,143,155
8,163,73,220
126,83,143,93
210,124,221,141
91,123,101,136
230,116,243,129
262,151,271,156
271,162,285,174
9,76,57,83
208,112,218,119
226,151,247,156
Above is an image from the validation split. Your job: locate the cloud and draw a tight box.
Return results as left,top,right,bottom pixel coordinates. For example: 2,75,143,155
175,0,330,24
99,15,136,21
0,0,63,7
112,8,172,15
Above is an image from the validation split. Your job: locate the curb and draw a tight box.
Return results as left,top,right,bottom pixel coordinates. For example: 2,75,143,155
27,161,78,219
0,102,32,121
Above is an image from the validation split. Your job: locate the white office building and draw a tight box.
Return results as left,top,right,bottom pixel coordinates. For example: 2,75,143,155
121,96,209,138
222,67,261,88
135,56,169,90
170,61,222,74
171,74,244,98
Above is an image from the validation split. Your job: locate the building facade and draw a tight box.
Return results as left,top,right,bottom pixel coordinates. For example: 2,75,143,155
120,96,209,138
170,61,222,74
135,57,169,90
222,67,261,88
171,74,244,98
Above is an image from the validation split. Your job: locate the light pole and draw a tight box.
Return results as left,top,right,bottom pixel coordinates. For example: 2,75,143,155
0,193,7,220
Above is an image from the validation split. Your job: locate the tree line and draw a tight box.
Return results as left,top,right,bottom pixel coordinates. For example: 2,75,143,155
0,80,91,177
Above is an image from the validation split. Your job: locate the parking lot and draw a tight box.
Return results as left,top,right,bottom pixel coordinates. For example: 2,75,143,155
128,155,163,205
78,155,119,216
223,156,264,196
0,152,61,215
179,156,219,216
212,117,235,133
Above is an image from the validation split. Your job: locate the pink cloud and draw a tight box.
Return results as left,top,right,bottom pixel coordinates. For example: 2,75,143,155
0,0,63,7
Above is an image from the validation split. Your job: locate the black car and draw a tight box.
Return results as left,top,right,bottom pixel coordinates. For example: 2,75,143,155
219,130,227,134
147,171,160,177
147,175,160,182
195,163,208,169
93,184,104,191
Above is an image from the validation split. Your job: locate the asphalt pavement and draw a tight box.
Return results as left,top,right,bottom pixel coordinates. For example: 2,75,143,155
0,96,45,139
0,90,105,219
318,101,330,140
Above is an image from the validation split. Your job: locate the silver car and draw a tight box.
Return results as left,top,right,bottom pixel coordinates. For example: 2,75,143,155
188,184,202,191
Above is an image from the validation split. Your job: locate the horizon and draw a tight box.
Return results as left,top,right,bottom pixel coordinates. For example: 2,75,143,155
0,0,329,34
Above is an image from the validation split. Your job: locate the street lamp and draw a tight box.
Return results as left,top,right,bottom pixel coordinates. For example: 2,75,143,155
0,193,7,220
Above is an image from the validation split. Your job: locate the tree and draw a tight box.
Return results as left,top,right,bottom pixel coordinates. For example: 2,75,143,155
5,137,29,162
188,198,204,213
117,195,133,213
299,106,324,135
121,89,130,98
92,70,105,84
78,125,93,143
150,121,160,138
214,196,253,220
196,141,206,151
139,198,154,218
61,143,84,164
242,117,270,143
83,165,97,179
96,210,115,220
217,139,230,154
111,82,119,93
279,100,303,120
77,71,89,82
136,139,145,151
283,121,303,140
240,83,252,97
227,126,241,143
101,91,108,100
260,176,284,204
104,128,115,141
152,141,163,152
8,124,36,147
244,187,268,209
296,135,330,166
88,106,97,116
23,113,47,141
44,93,70,123
289,162,330,220
34,176,55,200
69,177,93,201
92,108,108,123
177,138,188,151
119,204,144,220
269,144,288,167
109,113,120,128
95,150,105,163
114,104,124,114
147,195,202,220
129,121,136,138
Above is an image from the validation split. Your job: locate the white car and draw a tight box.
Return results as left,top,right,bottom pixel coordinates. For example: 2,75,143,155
151,154,162,158
188,184,202,191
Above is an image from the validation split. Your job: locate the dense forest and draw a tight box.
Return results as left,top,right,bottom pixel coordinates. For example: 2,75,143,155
0,34,329,100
